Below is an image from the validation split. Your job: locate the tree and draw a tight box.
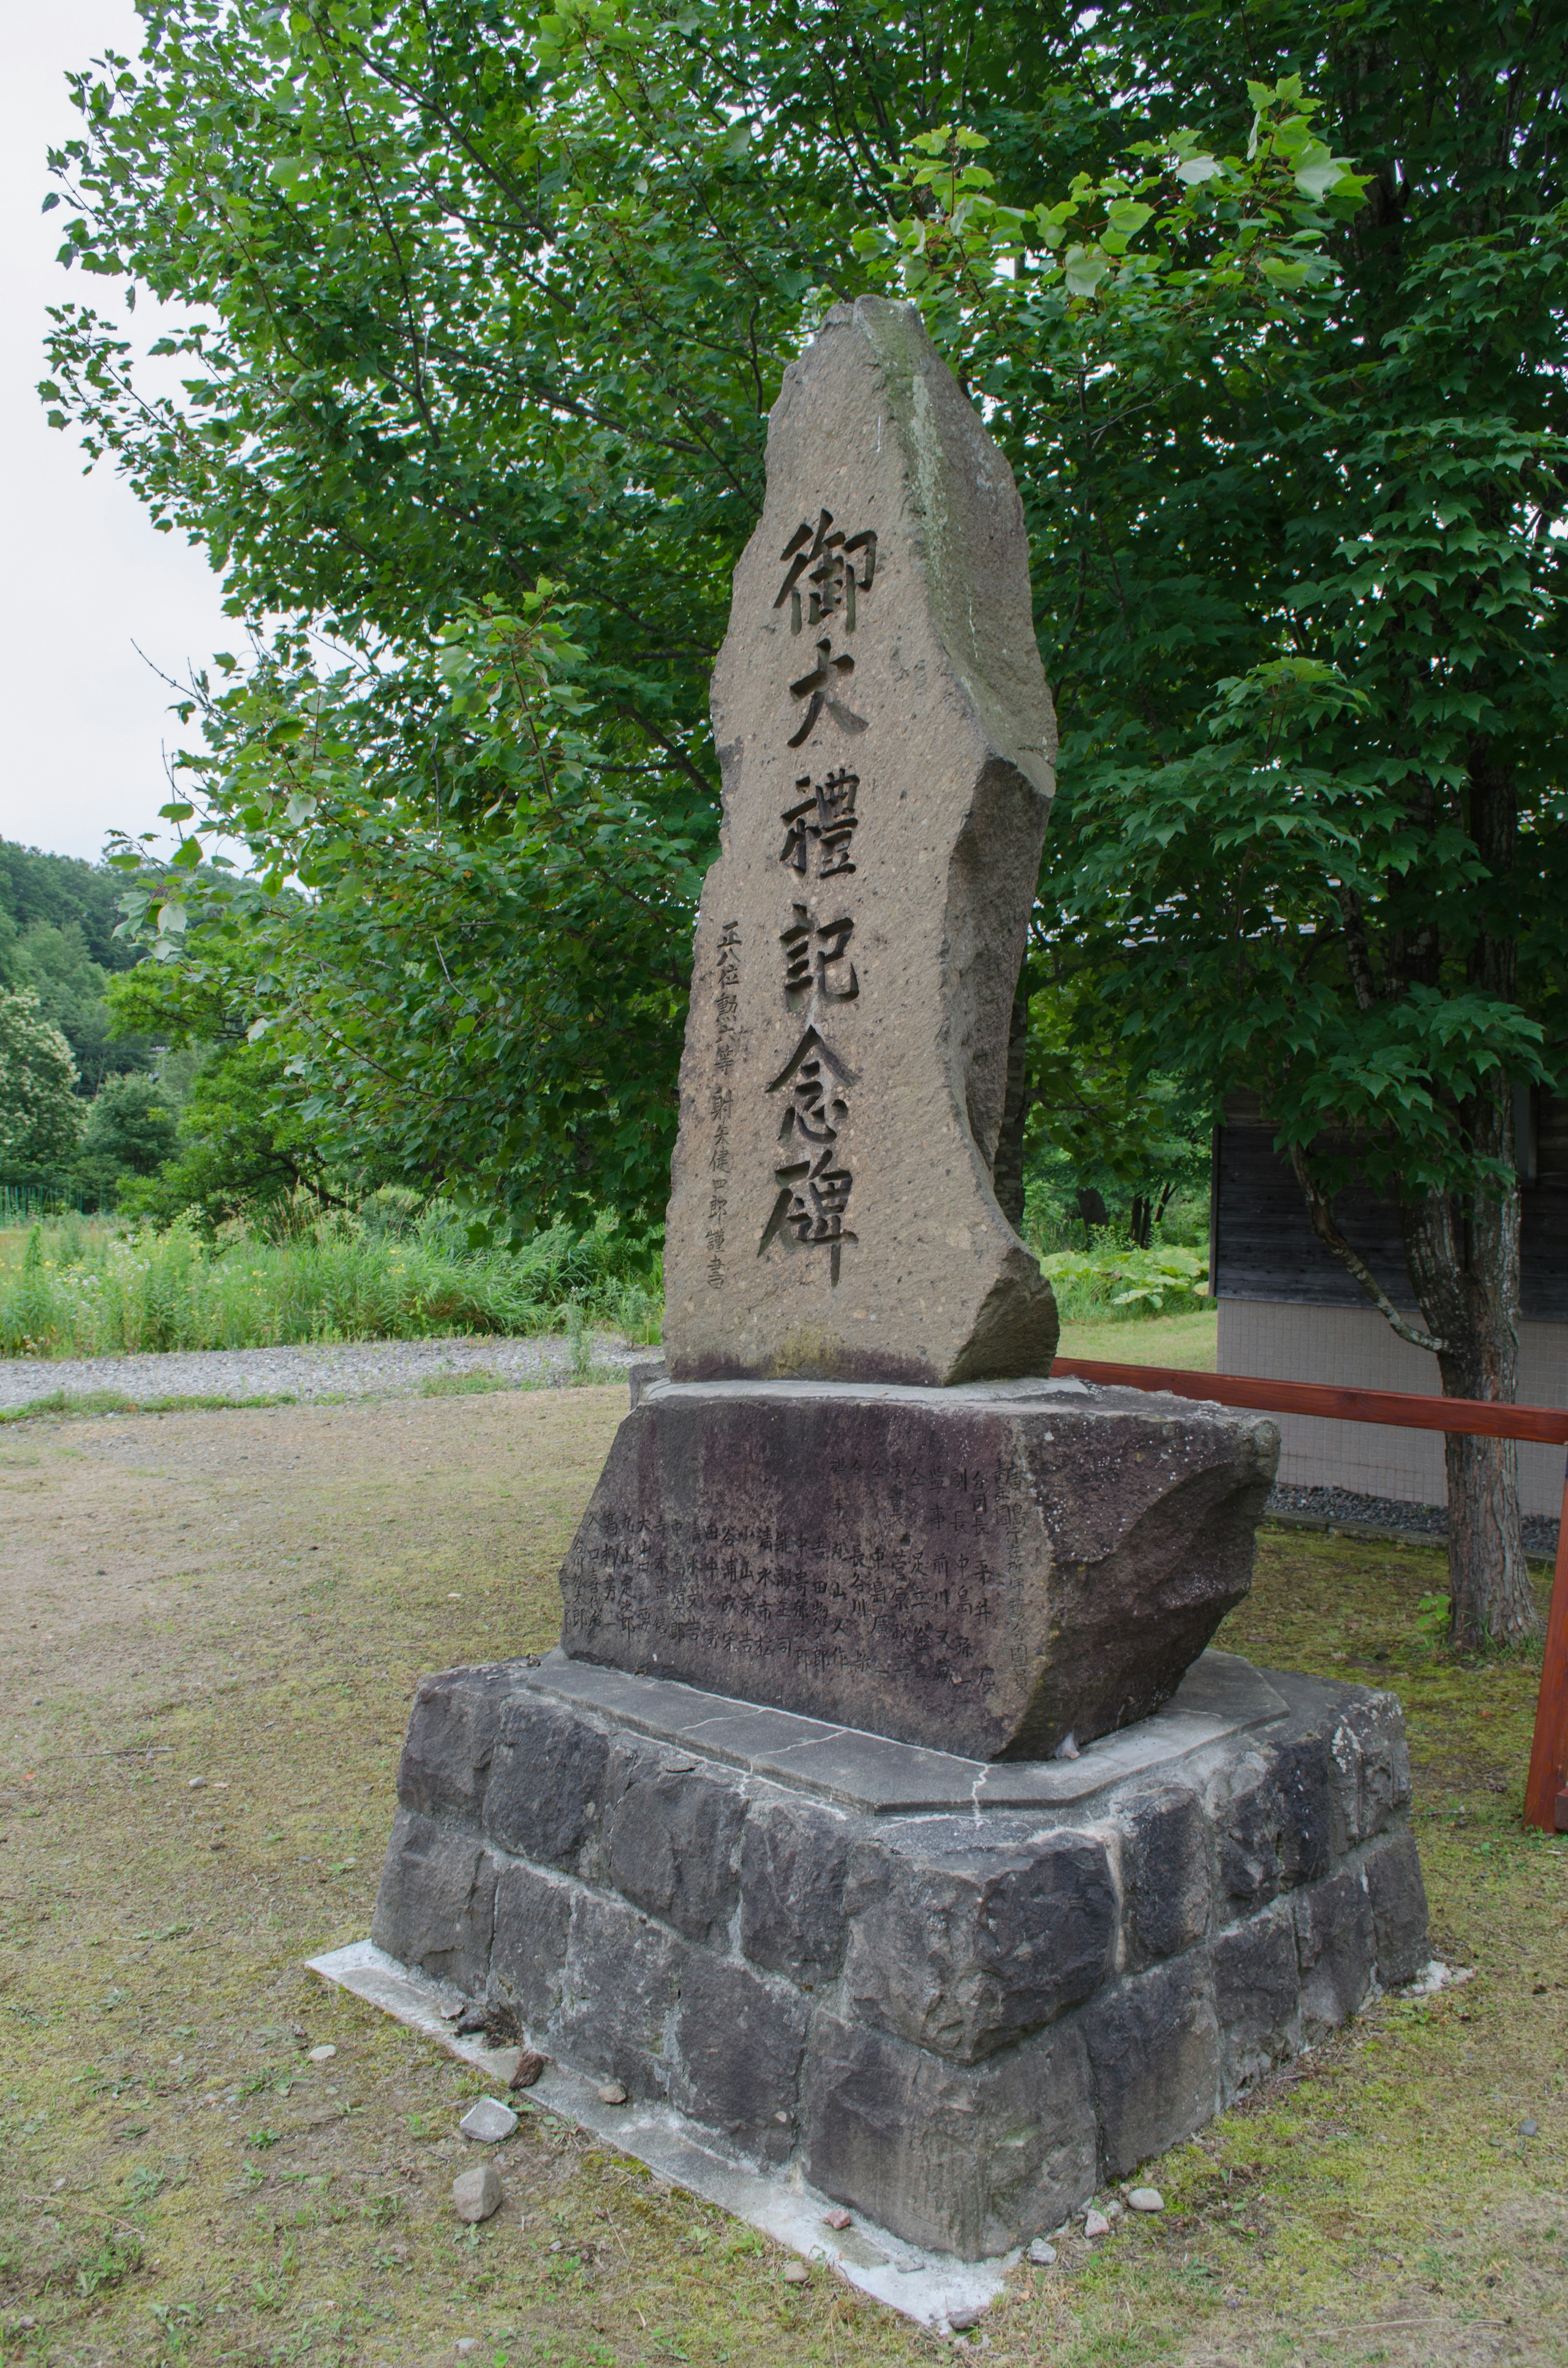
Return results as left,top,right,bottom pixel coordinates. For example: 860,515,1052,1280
0,989,86,1183
72,1072,180,1209
44,1,1566,1640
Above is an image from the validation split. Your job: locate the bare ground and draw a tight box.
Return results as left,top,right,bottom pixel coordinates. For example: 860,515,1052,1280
0,1387,1563,2368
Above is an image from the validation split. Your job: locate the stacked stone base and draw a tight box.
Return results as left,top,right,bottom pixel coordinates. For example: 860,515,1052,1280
371,1650,1428,2261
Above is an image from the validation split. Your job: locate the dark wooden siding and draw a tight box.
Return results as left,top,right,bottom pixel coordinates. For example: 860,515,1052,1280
1214,1092,1568,1323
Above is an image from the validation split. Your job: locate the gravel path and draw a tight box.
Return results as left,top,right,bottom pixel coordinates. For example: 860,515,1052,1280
1267,1481,1560,1561
0,1332,645,1410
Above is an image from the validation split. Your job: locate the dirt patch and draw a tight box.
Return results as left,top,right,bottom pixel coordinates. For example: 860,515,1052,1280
0,1394,1564,2368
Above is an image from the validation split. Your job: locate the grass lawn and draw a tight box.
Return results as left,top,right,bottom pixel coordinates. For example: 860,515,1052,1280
1056,1306,1219,1371
1,1384,1563,2368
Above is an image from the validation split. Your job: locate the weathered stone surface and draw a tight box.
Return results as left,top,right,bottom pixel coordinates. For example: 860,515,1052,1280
368,1652,1426,2258
1294,1868,1377,2033
603,1737,747,1943
1082,1955,1222,2177
370,1809,495,1993
1211,1904,1300,2091
488,1861,573,2031
1116,1785,1212,1968
552,1895,686,2099
484,1695,608,1870
397,1665,519,1828
1364,1828,1430,1987
662,294,1060,1388
802,2012,1097,2257
1213,1731,1332,1907
739,1795,851,1985
459,2096,518,2143
560,1378,1278,1757
842,1824,1116,2061
670,1956,810,2164
452,2163,502,2224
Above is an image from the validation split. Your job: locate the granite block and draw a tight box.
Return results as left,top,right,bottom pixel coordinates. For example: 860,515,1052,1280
1364,1828,1430,1987
1215,1732,1332,1907
396,1664,519,1829
1117,1784,1212,1967
1211,1903,1301,2092
739,1793,851,1985
802,2011,1098,2258
1084,1955,1222,2177
843,1823,1116,2061
552,1894,686,2099
488,1860,574,2030
670,1955,810,2164
1295,1868,1377,2033
484,1693,609,1870
370,1808,496,1994
603,1737,747,1944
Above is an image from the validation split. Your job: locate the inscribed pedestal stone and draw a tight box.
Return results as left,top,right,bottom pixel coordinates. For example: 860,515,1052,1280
664,296,1060,1386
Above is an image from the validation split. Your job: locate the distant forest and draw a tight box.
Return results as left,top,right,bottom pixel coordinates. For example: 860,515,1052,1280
0,840,151,1093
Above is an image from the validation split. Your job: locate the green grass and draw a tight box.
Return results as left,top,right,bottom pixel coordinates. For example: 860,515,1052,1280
1056,1304,1219,1370
0,1202,663,1360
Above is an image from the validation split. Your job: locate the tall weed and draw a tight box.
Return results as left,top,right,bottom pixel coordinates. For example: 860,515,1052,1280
0,1199,663,1359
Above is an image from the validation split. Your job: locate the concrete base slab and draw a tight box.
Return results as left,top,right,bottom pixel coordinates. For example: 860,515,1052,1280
308,1937,1010,2332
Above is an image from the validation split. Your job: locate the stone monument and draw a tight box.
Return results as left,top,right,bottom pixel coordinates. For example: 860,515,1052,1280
365,299,1428,2273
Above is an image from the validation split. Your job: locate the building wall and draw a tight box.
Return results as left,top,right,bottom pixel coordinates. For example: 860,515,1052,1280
1217,1299,1567,1518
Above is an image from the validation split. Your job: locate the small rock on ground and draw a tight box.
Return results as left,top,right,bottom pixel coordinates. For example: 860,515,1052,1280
1128,2186,1164,2212
822,2207,851,2230
1083,2208,1110,2238
781,2261,809,2284
1028,2239,1057,2265
949,2307,982,2332
451,2163,501,2224
307,2044,337,2063
596,2080,628,2105
459,2097,518,2143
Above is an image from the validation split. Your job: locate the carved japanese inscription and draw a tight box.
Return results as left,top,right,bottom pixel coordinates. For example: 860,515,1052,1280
664,295,1061,1385
558,1381,1280,1758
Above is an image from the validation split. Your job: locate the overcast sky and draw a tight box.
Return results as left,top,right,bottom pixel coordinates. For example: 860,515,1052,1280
0,2,233,867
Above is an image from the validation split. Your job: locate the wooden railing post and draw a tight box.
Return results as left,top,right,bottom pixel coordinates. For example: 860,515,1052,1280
1524,1454,1568,1834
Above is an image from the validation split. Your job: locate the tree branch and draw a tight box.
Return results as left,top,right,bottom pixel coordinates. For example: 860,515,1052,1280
1287,1142,1449,1354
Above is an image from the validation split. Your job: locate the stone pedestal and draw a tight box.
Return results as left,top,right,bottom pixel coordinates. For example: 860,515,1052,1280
371,1646,1428,2261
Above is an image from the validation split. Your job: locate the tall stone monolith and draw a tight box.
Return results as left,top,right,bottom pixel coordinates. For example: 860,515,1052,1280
663,295,1060,1386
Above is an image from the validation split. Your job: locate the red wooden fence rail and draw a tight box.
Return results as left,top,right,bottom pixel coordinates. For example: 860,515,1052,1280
1049,1357,1568,1836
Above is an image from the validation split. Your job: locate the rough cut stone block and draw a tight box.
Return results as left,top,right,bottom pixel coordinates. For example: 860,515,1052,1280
739,1794,851,1985
1215,1733,1332,1907
1117,1784,1212,1968
370,1808,495,1994
1294,1868,1377,2032
1364,1828,1430,1987
1340,1695,1413,1846
663,295,1060,1388
843,1823,1116,2060
1083,1955,1222,2177
561,1378,1277,1758
396,1665,519,1829
603,1737,746,1943
484,1694,609,1870
552,1895,686,2099
488,1861,573,2031
802,2011,1097,2257
670,1955,810,2165
1211,1904,1301,2092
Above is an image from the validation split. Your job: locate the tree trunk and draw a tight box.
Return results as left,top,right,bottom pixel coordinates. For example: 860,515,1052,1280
1399,1074,1537,1648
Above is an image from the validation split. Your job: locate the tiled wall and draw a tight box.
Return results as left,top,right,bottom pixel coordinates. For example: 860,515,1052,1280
1216,1300,1566,1518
